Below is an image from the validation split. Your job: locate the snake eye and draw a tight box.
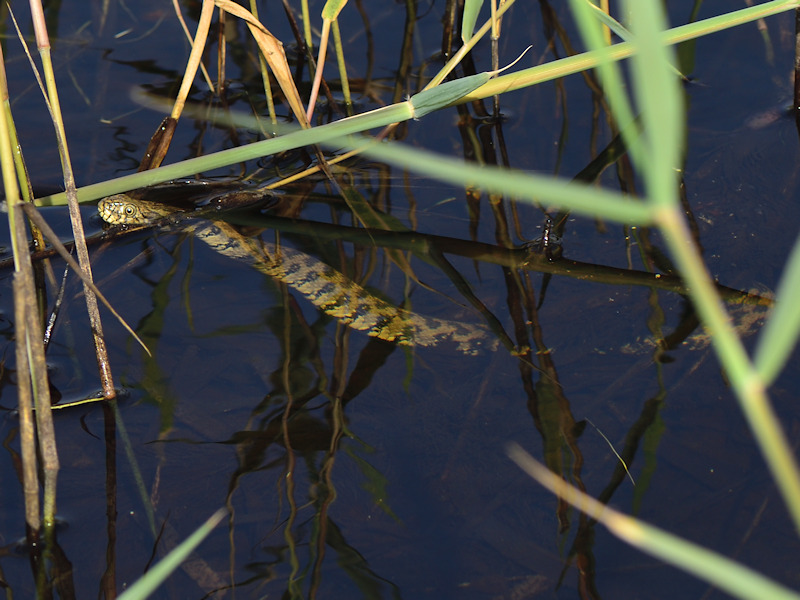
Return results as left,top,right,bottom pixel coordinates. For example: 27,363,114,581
124,206,135,216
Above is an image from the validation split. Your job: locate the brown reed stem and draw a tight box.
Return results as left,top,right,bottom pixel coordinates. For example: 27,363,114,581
0,26,47,533
29,1,116,399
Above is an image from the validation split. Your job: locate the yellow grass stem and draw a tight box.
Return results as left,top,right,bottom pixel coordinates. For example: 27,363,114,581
171,0,215,92
29,18,116,405
171,0,215,120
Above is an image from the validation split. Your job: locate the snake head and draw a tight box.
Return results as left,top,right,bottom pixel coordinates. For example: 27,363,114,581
97,194,165,225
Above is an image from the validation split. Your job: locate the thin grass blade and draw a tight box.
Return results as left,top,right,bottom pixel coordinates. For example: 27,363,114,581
622,0,682,205
338,136,654,224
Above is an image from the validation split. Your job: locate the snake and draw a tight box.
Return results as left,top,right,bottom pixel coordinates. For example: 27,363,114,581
97,194,498,355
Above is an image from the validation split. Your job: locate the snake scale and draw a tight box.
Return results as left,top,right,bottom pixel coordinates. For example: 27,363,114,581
98,194,498,355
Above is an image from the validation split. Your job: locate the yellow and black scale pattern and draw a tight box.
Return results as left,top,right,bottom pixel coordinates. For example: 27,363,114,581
98,194,498,355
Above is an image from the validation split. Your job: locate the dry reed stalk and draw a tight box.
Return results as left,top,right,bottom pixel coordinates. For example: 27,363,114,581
0,17,48,533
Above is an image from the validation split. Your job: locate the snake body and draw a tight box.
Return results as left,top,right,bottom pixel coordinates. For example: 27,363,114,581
98,194,498,354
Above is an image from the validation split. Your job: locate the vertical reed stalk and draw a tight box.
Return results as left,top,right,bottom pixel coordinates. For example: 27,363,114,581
170,0,215,122
249,0,278,124
29,2,115,395
28,0,124,525
331,19,352,115
171,0,215,91
0,41,47,531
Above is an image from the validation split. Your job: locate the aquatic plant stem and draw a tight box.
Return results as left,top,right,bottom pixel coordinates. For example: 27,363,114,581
37,98,418,205
171,0,214,121
30,3,116,407
331,19,352,114
306,16,330,121
171,0,214,91
247,0,278,124
13,1,62,531
0,45,41,531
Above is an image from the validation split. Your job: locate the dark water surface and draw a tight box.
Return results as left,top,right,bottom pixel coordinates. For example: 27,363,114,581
1,1,799,598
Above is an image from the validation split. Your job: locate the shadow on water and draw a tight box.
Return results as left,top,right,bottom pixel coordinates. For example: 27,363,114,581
0,1,799,598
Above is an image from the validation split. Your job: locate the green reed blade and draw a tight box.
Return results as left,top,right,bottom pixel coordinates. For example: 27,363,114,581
321,0,347,20
339,135,655,225
461,0,484,44
754,232,800,384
